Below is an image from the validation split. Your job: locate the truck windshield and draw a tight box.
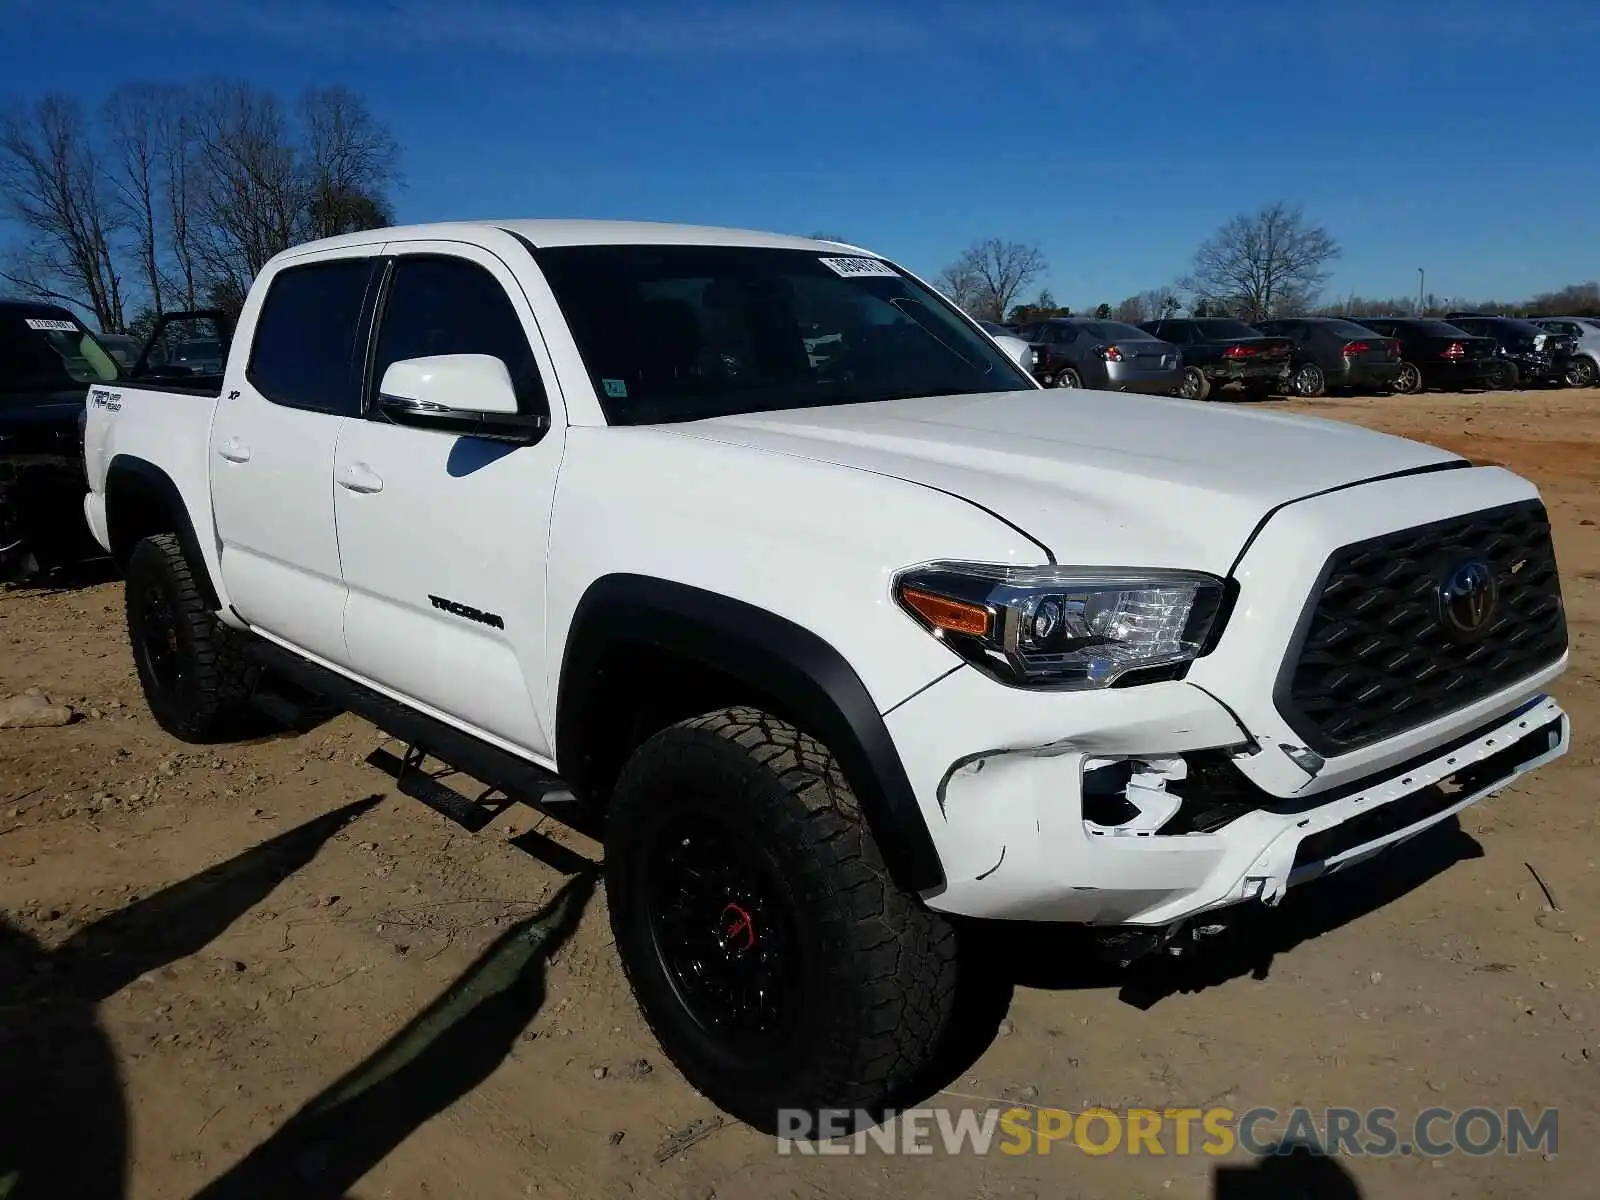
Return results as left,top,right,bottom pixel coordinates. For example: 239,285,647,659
532,244,1034,424
0,311,120,396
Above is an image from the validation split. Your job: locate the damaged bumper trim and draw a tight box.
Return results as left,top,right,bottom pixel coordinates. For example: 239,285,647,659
917,692,1568,926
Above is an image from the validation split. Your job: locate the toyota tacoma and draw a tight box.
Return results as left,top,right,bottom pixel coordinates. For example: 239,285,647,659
82,221,1571,1129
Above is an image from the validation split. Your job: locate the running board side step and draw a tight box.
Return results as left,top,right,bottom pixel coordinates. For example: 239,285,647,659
246,637,604,845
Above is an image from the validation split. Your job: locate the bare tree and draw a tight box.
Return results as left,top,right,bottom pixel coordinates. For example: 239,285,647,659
298,87,399,240
939,239,1046,321
188,80,304,308
1112,286,1179,324
0,96,125,329
1181,203,1339,322
162,93,203,311
103,84,189,321
935,258,983,314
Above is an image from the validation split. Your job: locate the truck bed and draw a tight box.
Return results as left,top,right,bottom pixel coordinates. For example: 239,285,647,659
82,382,222,578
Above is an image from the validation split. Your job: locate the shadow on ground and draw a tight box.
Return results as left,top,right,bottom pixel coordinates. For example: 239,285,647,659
1213,1140,1365,1198
0,796,380,1200
192,869,596,1199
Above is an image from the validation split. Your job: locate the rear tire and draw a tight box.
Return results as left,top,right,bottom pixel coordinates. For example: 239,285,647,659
1177,366,1211,401
1053,367,1082,389
605,707,959,1131
1290,362,1326,398
125,533,258,743
1392,361,1424,395
1484,360,1519,391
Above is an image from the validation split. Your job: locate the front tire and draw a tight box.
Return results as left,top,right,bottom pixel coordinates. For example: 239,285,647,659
125,534,258,742
605,707,958,1130
1053,367,1082,389
1564,357,1597,388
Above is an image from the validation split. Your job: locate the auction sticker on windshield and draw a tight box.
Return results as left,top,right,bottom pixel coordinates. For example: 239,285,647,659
24,318,79,332
818,257,899,279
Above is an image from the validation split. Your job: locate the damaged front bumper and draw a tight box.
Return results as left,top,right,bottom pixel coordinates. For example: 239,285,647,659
887,667,1569,926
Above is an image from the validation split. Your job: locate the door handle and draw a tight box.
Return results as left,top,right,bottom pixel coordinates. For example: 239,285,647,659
217,438,252,464
337,462,384,494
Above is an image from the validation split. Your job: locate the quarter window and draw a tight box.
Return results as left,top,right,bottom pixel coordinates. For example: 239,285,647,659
247,259,375,416
372,256,547,415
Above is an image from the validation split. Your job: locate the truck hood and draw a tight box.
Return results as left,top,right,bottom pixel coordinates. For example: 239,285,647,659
683,389,1463,573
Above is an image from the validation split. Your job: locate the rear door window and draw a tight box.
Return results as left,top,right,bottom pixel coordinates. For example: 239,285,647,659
247,259,376,416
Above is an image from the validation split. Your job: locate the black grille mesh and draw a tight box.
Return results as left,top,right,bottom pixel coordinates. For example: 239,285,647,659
1279,501,1566,753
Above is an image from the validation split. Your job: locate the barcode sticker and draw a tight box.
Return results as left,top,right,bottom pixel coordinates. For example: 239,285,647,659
24,318,78,332
818,256,898,279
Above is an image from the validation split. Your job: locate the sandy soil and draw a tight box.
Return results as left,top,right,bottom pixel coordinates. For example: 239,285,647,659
2,387,1597,1199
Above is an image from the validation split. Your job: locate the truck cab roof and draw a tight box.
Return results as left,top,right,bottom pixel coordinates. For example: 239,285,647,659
274,219,868,263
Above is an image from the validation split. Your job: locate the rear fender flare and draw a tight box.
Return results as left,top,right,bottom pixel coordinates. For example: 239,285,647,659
104,455,220,610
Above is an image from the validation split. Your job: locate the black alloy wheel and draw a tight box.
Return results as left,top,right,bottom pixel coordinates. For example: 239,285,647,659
643,811,806,1063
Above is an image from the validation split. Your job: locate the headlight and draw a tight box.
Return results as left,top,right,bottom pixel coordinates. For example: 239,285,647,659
893,562,1226,689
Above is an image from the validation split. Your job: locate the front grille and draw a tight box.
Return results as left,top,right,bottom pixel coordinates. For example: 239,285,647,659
1277,500,1566,754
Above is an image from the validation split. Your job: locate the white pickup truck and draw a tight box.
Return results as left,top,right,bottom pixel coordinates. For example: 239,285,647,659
84,220,1571,1129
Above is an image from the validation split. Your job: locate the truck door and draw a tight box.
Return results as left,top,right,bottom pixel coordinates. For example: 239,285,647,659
332,242,566,760
210,248,381,664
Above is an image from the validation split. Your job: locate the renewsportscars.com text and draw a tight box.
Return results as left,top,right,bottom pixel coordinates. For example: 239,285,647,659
776,1105,1558,1158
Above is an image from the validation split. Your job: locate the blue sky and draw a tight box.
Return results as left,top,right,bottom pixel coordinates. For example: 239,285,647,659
5,0,1597,308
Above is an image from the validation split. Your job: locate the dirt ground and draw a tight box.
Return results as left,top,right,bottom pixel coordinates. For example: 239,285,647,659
3,387,1597,1200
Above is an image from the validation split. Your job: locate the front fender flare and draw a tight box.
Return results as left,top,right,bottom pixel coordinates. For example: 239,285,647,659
556,574,945,894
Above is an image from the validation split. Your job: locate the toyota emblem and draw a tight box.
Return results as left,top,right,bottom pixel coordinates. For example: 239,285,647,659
1439,559,1498,637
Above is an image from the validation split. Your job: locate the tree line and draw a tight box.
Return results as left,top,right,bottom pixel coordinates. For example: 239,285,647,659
0,79,401,335
936,202,1600,326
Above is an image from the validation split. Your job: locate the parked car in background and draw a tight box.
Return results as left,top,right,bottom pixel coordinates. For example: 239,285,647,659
1530,317,1600,388
1444,314,1570,390
1348,317,1497,394
1136,317,1289,401
97,333,142,369
1012,316,1182,394
0,300,119,580
977,320,1017,337
1252,317,1404,398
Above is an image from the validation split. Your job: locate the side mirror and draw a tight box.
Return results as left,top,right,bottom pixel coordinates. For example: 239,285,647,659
377,354,548,443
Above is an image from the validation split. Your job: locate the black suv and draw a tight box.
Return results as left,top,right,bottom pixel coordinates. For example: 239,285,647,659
1252,317,1404,397
1348,317,1497,394
0,301,120,580
1444,314,1573,389
1136,318,1290,401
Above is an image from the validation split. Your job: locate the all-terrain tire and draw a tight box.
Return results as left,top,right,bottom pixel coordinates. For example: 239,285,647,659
125,533,258,742
605,706,959,1131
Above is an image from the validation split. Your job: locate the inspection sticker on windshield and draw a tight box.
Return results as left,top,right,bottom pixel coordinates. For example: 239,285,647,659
24,318,78,332
818,256,898,279
602,378,629,398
